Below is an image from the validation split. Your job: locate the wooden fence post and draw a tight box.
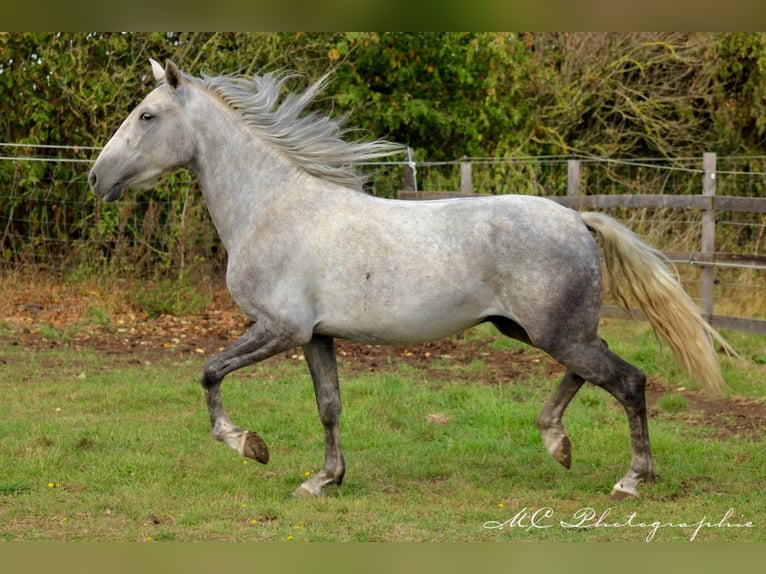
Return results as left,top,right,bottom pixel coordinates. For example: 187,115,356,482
567,158,580,196
701,152,716,323
460,160,472,195
403,147,416,192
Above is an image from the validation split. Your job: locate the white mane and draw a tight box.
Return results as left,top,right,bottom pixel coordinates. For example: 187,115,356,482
194,72,404,190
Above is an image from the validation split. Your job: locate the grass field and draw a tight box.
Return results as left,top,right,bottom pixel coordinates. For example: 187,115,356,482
0,319,764,542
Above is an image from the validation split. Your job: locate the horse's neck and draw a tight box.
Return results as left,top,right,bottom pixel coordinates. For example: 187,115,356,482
188,98,300,250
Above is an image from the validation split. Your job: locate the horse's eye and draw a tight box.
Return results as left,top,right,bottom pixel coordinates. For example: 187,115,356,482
139,112,155,121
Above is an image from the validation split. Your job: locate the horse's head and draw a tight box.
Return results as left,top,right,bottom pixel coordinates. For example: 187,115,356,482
89,59,196,201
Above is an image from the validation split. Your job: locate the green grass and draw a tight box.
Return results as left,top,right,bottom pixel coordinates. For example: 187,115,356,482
0,321,764,541
657,393,687,413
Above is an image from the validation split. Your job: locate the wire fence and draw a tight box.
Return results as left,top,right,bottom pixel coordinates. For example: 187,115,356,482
1,144,765,330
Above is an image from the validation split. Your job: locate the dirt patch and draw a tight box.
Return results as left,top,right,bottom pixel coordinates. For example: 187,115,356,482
645,378,766,441
2,282,765,441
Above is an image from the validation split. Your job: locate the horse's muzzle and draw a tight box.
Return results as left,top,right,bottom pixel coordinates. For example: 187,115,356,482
88,169,125,202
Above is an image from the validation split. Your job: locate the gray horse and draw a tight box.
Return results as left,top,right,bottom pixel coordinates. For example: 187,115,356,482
89,59,730,499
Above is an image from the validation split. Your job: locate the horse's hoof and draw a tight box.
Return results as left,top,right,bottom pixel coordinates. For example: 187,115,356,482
553,435,571,469
292,484,321,498
610,482,640,500
541,429,572,469
242,431,269,464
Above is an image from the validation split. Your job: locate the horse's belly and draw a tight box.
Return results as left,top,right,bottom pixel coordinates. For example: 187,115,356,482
317,318,480,345
314,296,495,345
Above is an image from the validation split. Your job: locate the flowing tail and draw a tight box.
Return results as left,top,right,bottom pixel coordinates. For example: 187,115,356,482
581,212,734,397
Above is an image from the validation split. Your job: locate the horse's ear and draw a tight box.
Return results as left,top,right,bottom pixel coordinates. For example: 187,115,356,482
165,60,182,90
150,58,164,81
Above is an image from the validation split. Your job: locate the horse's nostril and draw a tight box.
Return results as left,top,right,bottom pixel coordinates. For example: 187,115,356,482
88,170,98,189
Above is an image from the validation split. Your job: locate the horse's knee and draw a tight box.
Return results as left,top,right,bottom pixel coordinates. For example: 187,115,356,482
590,359,647,413
619,367,648,411
201,356,225,389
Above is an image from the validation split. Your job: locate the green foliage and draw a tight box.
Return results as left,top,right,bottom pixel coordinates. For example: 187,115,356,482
4,31,766,167
325,32,533,160
710,32,766,153
523,33,727,157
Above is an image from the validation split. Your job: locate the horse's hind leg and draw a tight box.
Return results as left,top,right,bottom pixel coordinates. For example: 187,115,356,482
536,371,585,469
537,339,615,468
293,334,345,497
551,338,655,499
491,316,585,470
599,358,655,499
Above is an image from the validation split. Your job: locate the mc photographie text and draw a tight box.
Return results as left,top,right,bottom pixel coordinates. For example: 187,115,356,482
483,506,754,542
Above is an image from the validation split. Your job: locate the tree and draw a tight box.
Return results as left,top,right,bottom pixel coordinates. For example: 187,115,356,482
522,33,729,158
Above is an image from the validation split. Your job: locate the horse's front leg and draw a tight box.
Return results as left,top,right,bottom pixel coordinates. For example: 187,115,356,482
202,321,299,464
292,334,345,497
